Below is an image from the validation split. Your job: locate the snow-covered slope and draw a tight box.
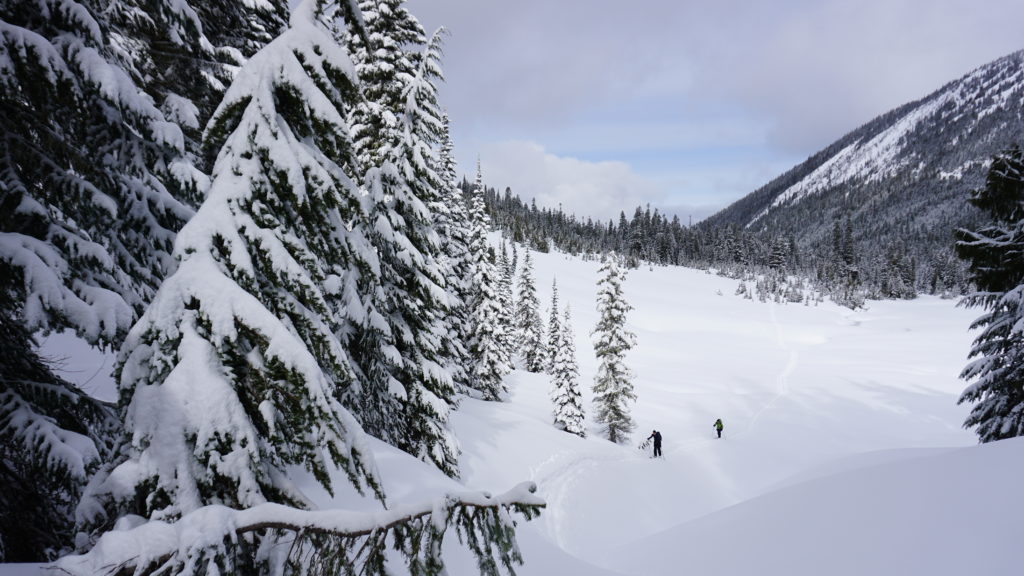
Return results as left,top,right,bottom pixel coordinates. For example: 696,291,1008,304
610,438,1024,576
704,49,1024,260
488,246,981,575
12,242,1000,575
750,52,1024,222
369,242,984,575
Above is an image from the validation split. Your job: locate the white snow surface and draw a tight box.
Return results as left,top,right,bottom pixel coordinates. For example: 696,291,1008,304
19,239,1023,575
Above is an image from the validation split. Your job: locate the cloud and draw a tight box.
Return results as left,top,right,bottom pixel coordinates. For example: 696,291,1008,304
675,0,1024,151
412,0,687,133
475,141,668,222
405,0,1024,218
413,0,1024,155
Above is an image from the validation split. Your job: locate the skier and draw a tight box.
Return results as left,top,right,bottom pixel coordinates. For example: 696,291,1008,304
713,418,724,439
646,430,663,457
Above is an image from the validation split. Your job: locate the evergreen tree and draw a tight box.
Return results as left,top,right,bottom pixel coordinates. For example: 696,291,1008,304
0,2,200,558
0,0,200,345
2,2,546,573
550,305,585,437
842,216,856,268
955,144,1024,442
346,0,458,476
497,241,516,357
546,278,561,374
591,253,637,443
0,293,118,561
79,2,379,556
466,163,511,400
515,250,546,372
769,236,789,273
434,113,475,394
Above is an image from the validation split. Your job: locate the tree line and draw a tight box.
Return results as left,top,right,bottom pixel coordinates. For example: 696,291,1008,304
476,182,973,308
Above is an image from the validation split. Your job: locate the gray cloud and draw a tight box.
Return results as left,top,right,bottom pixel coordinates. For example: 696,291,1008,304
406,1,1024,221
476,140,666,222
414,0,1024,151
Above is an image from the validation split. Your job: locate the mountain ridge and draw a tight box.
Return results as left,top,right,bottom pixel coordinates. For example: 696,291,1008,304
703,48,1024,271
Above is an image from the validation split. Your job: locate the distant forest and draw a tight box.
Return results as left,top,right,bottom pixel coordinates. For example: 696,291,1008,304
473,181,976,308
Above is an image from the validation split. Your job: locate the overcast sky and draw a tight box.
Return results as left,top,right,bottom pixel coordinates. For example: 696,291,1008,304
403,0,1024,223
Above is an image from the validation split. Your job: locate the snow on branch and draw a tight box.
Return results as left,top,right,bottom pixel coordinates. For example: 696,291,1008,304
58,482,544,576
0,384,100,481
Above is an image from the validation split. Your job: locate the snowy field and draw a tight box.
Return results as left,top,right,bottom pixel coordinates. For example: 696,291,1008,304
10,244,1023,575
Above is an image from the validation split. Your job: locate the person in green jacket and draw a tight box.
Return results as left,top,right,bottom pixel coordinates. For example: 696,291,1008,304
713,418,724,439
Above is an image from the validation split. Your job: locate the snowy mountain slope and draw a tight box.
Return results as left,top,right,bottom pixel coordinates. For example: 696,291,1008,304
704,49,1024,260
10,242,994,576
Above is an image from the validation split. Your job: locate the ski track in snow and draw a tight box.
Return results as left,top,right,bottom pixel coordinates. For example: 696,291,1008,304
665,298,798,452
532,299,803,553
530,447,643,551
738,299,798,438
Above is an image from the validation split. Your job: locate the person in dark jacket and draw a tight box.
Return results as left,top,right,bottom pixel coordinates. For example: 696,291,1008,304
646,430,663,457
713,418,724,439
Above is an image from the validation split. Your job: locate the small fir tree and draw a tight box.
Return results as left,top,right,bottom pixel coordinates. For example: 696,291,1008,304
955,144,1024,442
591,253,637,443
497,241,517,358
515,250,546,372
466,163,511,399
434,113,475,394
768,236,789,273
551,305,585,437
546,278,561,373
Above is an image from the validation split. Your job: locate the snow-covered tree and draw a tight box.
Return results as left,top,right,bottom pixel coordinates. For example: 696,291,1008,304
511,240,519,276
0,2,203,558
0,0,201,345
546,278,561,373
0,298,118,561
1,1,544,572
434,113,475,394
768,236,789,273
78,1,380,556
497,241,516,357
344,0,458,476
515,250,546,372
116,0,292,163
467,163,511,400
592,253,637,444
551,305,585,437
956,144,1024,442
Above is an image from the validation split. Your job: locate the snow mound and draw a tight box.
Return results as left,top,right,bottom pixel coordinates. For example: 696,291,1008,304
610,437,1024,576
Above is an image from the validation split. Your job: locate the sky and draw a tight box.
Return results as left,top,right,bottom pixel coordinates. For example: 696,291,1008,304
406,0,1024,223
